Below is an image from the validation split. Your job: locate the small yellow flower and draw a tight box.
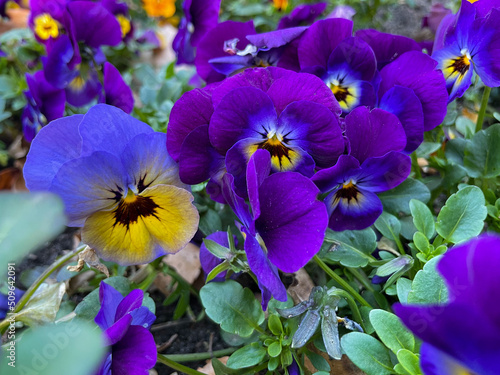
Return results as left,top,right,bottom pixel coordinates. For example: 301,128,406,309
142,0,176,18
33,13,60,40
273,0,289,12
116,14,131,38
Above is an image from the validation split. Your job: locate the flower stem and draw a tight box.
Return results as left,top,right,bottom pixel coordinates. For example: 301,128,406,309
313,255,372,308
411,152,422,180
0,245,86,333
157,347,237,363
475,86,492,133
156,355,207,375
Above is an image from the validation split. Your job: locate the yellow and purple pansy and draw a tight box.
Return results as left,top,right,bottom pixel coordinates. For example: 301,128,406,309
23,104,199,266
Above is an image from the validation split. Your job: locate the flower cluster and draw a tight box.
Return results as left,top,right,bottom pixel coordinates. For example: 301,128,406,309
22,0,136,141
24,104,199,266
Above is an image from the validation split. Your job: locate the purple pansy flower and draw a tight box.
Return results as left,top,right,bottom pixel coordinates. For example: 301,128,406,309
22,71,66,142
173,0,221,64
312,107,411,231
222,150,328,309
94,282,157,375
99,62,134,114
432,0,500,101
297,18,377,113
355,29,421,70
277,2,327,29
395,235,500,375
167,67,342,202
378,51,448,134
24,104,199,266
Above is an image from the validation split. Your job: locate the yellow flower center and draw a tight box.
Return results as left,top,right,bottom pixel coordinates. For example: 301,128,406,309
329,79,357,111
34,13,60,40
142,0,176,18
69,76,86,91
116,14,131,38
122,189,138,204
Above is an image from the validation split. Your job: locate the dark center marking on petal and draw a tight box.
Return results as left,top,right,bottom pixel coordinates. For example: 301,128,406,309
334,181,360,204
447,54,471,78
137,172,151,193
330,82,353,106
112,192,160,230
257,134,293,169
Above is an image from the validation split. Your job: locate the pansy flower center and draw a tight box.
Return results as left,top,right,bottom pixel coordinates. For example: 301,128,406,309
329,78,357,111
113,189,160,229
116,14,131,38
334,180,361,204
273,0,289,11
254,131,298,171
34,13,60,40
444,50,472,81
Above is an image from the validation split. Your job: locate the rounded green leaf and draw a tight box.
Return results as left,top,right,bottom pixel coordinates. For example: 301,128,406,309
0,193,66,273
435,186,486,243
341,332,394,375
396,349,422,375
407,256,448,305
374,212,401,242
200,280,265,337
268,341,282,358
322,228,377,267
268,314,283,336
369,309,415,353
0,321,106,375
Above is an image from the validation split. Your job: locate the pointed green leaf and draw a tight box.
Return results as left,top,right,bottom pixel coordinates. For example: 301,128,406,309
407,256,448,305
374,212,401,242
322,228,377,267
409,199,435,239
396,349,422,375
464,123,500,178
379,178,430,215
227,343,267,368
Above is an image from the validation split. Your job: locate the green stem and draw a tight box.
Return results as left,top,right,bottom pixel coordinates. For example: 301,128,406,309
313,256,372,308
348,268,375,293
411,152,422,180
475,86,492,133
158,347,237,363
156,355,206,375
0,245,86,332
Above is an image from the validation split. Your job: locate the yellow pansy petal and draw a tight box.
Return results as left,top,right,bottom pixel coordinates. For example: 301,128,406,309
82,184,199,265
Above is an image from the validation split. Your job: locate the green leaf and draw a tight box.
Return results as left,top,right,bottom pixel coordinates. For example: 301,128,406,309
456,116,475,138
268,341,282,357
445,138,468,166
212,357,243,375
435,186,486,243
409,199,435,239
407,256,448,305
268,314,283,336
412,232,430,253
0,321,106,375
396,349,422,375
369,309,415,353
464,123,500,178
200,280,265,337
14,283,66,327
374,212,401,241
206,261,230,282
227,343,267,369
341,332,394,375
379,178,430,215
0,193,66,274
306,351,331,372
203,239,231,259
321,228,376,267
396,278,412,304
199,209,222,236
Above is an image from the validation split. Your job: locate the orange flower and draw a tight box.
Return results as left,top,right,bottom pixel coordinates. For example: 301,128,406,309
143,0,175,18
